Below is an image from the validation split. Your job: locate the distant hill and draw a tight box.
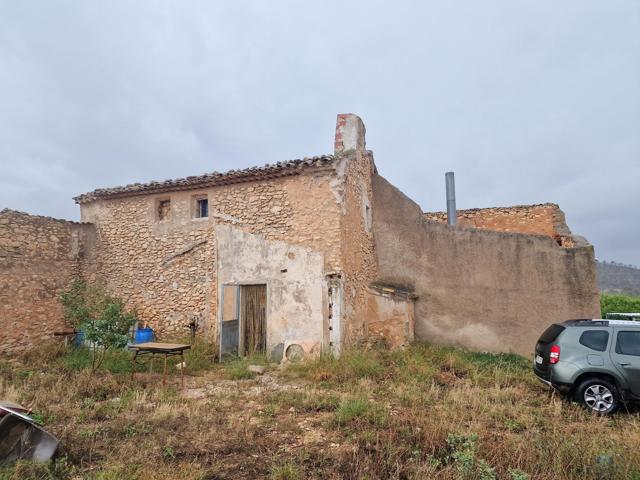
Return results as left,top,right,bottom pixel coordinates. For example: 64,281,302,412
596,260,640,295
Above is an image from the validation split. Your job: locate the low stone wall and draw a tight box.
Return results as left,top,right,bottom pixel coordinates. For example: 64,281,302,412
372,177,601,356
424,204,575,246
0,209,94,356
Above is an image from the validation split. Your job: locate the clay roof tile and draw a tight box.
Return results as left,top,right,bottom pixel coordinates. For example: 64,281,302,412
73,154,336,204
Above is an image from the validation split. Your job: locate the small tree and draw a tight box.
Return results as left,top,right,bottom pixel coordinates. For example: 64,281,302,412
60,281,136,372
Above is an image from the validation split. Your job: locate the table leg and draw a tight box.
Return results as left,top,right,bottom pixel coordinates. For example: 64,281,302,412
163,353,167,386
131,351,138,381
181,350,184,389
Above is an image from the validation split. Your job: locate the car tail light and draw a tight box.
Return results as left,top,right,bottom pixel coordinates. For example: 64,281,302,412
549,345,560,364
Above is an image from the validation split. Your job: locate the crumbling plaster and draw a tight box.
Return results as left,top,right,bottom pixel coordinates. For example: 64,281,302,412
215,224,326,359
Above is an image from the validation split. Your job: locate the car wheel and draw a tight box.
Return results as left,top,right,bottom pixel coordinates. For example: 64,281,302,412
575,378,620,414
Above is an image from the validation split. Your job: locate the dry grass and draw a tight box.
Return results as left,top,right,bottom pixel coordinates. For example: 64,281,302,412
1,342,639,479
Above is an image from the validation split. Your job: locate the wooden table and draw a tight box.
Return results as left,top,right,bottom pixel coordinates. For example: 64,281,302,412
129,342,191,388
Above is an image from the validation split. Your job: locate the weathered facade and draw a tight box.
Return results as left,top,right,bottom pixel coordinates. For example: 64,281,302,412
0,114,600,358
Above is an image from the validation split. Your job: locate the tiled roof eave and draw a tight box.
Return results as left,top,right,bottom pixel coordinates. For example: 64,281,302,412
73,155,336,204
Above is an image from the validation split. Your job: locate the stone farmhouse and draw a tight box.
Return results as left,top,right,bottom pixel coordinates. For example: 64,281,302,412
0,114,601,359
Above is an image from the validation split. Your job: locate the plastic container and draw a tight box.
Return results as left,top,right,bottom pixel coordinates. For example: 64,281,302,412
73,330,85,347
134,327,154,344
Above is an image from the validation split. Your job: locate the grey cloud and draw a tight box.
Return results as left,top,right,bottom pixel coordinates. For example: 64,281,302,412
0,0,638,263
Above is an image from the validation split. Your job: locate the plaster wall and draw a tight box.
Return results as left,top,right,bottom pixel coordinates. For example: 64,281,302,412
215,224,326,359
370,175,601,356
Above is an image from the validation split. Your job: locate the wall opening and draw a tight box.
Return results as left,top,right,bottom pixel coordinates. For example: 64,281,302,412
219,283,267,360
193,195,209,219
240,284,267,356
157,199,171,221
220,285,239,359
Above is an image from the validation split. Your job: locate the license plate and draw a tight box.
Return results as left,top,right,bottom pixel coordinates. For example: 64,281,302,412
535,355,543,364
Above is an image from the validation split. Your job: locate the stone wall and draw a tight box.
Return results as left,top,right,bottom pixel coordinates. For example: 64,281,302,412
79,169,343,342
365,285,415,349
371,176,601,356
0,209,94,356
424,204,576,246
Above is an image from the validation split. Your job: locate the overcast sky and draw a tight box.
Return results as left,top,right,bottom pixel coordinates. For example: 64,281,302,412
1,1,638,264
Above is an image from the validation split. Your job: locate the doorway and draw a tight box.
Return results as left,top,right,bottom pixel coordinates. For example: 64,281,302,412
220,284,267,360
240,285,267,356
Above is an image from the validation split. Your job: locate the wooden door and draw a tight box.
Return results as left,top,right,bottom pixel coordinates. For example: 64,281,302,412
241,285,266,355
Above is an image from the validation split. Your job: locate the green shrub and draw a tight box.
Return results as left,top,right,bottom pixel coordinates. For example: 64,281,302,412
62,347,133,374
601,293,640,317
60,281,136,373
446,433,496,480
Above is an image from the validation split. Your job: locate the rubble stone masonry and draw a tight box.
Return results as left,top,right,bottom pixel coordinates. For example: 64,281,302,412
0,113,599,357
79,169,344,341
0,209,95,356
423,204,576,246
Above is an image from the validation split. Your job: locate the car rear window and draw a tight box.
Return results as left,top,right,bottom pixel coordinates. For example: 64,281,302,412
579,330,609,351
538,324,565,344
616,331,640,356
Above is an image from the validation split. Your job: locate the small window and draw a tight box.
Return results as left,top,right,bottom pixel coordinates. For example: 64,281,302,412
615,331,640,356
579,330,609,352
158,199,171,221
195,198,208,218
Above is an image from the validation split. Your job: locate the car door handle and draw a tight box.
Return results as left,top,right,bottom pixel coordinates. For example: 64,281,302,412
619,362,631,367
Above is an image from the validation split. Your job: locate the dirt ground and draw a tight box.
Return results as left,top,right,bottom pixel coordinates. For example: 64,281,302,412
1,343,640,480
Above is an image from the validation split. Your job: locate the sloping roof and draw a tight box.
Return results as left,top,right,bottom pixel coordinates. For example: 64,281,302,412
74,155,336,204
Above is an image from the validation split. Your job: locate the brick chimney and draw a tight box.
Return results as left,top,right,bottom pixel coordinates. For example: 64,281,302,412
334,113,366,155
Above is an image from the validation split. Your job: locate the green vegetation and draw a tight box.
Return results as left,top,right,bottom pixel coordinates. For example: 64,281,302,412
269,461,302,480
601,292,640,317
60,281,136,372
1,342,639,479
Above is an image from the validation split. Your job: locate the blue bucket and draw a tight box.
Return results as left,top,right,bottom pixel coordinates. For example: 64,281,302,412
134,327,154,344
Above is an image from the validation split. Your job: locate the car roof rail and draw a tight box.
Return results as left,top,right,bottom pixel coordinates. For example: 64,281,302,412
592,318,640,327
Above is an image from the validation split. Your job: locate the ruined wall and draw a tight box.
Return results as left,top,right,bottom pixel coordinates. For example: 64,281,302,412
215,224,325,360
335,114,379,348
0,209,94,356
365,286,415,349
79,169,343,341
339,151,378,345
424,204,576,246
371,175,601,356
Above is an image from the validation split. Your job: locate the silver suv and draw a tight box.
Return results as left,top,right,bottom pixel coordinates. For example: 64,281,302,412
533,319,640,414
